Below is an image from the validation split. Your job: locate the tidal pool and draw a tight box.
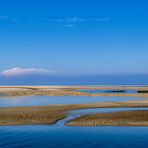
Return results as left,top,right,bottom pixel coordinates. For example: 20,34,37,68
0,96,141,107
77,89,137,94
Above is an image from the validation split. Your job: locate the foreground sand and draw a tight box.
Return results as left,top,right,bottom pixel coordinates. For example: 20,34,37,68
0,100,148,126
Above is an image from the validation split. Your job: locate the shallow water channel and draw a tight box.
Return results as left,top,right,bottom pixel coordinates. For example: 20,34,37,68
54,107,148,127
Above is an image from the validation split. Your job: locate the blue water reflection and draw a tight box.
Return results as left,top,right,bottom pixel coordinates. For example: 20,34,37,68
0,96,141,107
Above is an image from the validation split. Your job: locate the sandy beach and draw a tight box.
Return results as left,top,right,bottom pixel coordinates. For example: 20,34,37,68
0,85,148,97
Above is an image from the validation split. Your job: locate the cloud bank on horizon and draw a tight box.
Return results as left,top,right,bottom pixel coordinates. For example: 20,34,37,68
0,67,58,77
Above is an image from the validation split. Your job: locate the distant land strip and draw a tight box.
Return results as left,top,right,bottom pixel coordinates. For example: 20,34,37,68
0,86,148,97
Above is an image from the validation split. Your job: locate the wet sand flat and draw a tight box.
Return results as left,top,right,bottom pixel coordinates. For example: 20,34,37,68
67,110,148,126
0,100,148,126
0,86,148,126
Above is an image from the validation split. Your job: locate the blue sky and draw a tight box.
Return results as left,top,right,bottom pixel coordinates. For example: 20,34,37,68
0,0,148,84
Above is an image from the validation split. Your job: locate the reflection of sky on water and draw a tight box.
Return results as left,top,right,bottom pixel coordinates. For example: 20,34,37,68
0,96,143,107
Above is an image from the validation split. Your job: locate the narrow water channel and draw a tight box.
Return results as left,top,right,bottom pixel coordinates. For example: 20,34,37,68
54,107,148,127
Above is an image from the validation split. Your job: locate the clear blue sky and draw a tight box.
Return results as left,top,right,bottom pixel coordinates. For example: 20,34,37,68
0,0,148,76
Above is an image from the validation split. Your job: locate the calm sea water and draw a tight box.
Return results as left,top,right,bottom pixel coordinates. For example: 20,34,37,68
0,126,148,148
0,96,141,107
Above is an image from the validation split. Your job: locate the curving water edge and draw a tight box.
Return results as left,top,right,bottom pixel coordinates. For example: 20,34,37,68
0,108,148,148
54,107,148,127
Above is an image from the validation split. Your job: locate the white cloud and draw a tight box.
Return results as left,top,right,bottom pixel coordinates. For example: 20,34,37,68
45,17,110,27
64,24,74,28
66,17,110,23
43,17,109,28
0,67,57,77
0,16,9,19
0,16,19,23
45,17,110,24
0,16,110,26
